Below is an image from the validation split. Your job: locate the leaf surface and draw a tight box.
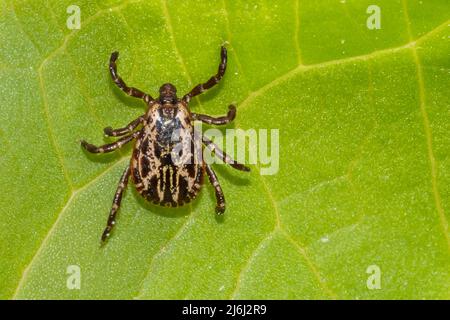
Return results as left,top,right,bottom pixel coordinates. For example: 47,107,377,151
0,0,449,299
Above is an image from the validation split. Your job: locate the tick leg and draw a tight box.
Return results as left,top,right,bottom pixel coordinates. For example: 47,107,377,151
182,46,227,103
191,105,236,125
104,116,144,137
203,135,250,172
101,165,131,242
81,130,140,154
205,163,226,214
110,52,153,103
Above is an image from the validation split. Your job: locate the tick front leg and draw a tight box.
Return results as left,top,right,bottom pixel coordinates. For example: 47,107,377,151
104,116,144,137
101,165,131,243
205,163,226,214
182,46,227,103
191,105,236,125
203,135,250,172
109,52,153,103
81,130,140,154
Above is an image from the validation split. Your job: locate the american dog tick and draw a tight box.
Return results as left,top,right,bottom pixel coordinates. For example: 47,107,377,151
81,46,249,243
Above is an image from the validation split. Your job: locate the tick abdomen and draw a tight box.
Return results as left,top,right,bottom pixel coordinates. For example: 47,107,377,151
131,102,203,207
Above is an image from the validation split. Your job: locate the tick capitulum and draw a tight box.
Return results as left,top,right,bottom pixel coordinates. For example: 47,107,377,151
81,46,250,243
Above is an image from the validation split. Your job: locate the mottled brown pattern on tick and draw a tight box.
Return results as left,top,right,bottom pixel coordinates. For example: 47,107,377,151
81,46,250,244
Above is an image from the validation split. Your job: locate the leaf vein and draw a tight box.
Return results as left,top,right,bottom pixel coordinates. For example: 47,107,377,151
11,1,43,57
10,4,147,296
228,150,336,298
238,18,450,113
401,1,450,252
229,231,276,299
37,67,73,188
282,231,338,299
12,157,129,298
230,22,448,294
133,204,196,299
160,0,204,112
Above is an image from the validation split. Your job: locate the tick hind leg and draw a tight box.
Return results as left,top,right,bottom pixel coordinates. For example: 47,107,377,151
191,105,236,125
109,52,153,103
101,165,131,243
205,163,226,214
202,136,250,172
81,130,140,154
182,46,227,103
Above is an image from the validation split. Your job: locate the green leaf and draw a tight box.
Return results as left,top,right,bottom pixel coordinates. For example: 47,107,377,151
1,0,449,299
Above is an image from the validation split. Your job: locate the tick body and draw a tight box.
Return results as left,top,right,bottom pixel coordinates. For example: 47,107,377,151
81,46,249,243
131,100,203,208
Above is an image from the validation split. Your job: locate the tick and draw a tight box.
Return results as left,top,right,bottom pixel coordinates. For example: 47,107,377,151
81,46,250,243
